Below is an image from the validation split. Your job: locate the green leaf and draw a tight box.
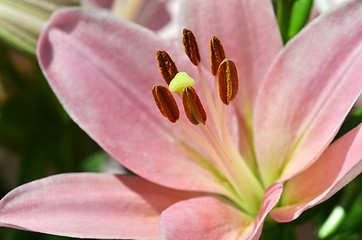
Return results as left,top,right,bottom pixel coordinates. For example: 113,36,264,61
317,175,362,239
277,0,314,43
318,206,346,239
288,0,314,39
81,151,108,172
277,0,296,43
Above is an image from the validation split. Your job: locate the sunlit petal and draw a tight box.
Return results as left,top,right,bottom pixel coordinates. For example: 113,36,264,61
0,173,199,239
254,0,362,185
271,124,362,222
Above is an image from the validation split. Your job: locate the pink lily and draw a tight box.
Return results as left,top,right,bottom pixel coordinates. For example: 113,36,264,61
1,0,361,239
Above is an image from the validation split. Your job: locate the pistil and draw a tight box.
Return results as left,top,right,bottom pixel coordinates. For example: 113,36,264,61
169,72,195,95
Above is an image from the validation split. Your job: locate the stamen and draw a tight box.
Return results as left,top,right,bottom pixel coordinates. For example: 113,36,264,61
152,30,265,214
156,50,178,85
182,29,201,66
152,84,180,123
169,72,195,95
182,86,207,125
210,36,226,76
217,59,239,105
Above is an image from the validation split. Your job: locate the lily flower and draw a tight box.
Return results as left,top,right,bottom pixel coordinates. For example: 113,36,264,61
1,0,361,239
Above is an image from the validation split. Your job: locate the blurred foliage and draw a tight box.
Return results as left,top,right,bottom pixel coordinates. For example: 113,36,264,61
0,0,81,56
260,176,362,240
318,176,362,239
287,0,313,40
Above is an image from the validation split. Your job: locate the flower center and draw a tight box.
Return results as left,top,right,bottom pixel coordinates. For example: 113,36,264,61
151,29,264,216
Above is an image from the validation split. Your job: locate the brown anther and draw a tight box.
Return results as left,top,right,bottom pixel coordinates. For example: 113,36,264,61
156,50,179,85
152,84,180,123
210,36,226,76
182,29,201,66
217,59,239,105
182,86,207,125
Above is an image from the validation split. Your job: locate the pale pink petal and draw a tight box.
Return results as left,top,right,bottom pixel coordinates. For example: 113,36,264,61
111,0,172,32
83,0,114,9
270,124,362,222
0,173,199,239
159,196,253,240
37,9,227,194
160,183,283,240
179,0,283,169
134,0,171,31
179,0,283,109
253,0,362,185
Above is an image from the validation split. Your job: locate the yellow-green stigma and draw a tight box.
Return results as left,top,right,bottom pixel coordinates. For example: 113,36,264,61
169,72,195,95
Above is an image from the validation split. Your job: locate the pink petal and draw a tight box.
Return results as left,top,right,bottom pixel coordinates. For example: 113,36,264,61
179,0,283,109
243,183,284,240
0,173,199,239
253,0,362,185
83,0,114,9
271,124,362,222
159,183,283,240
37,8,227,194
133,0,172,32
159,196,253,240
179,0,283,170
